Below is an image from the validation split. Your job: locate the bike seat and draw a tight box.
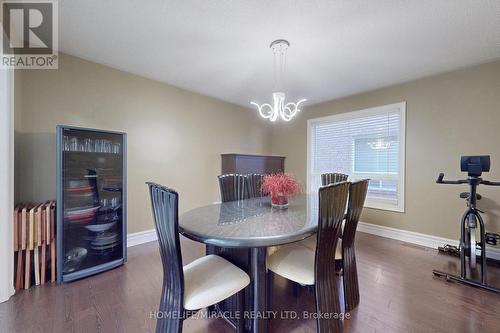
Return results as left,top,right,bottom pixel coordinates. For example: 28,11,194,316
460,192,482,200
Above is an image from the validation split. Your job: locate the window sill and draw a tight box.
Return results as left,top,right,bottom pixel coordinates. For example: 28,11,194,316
365,200,405,213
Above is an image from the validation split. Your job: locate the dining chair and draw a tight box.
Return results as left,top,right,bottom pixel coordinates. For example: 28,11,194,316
147,182,250,333
298,172,349,251
336,179,369,312
267,181,351,333
289,179,369,312
213,173,253,322
218,174,250,202
246,173,265,198
321,172,349,186
208,174,251,256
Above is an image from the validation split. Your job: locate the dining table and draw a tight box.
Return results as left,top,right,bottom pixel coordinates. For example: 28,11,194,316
179,194,319,333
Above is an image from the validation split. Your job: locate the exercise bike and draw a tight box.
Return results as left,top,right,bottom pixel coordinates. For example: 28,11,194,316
434,155,500,293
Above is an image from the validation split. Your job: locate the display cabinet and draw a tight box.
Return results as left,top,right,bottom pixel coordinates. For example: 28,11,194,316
56,126,126,282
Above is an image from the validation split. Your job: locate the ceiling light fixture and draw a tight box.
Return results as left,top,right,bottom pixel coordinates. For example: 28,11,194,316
251,39,306,122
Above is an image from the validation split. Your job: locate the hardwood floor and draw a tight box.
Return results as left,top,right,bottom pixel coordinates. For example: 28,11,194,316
1,232,499,333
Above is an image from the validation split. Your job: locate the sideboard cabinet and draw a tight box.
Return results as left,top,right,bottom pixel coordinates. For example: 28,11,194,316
221,153,285,174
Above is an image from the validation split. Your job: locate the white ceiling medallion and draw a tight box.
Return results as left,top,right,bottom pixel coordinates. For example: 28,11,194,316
251,39,306,122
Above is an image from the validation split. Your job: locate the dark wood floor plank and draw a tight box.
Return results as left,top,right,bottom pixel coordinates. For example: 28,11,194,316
1,232,499,333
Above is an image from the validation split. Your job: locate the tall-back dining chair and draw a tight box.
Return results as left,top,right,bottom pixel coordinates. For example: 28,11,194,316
246,173,265,198
214,173,256,326
267,181,350,333
315,181,351,332
297,171,349,254
218,174,249,202
208,174,250,257
147,182,250,333
321,172,349,185
337,179,369,312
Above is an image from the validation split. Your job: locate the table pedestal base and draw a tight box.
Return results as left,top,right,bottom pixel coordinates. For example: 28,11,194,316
250,247,268,333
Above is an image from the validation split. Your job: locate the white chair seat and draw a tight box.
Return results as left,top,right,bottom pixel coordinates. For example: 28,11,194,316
269,220,344,258
300,234,317,251
335,240,342,259
183,255,250,310
267,244,316,285
297,234,342,259
268,237,344,286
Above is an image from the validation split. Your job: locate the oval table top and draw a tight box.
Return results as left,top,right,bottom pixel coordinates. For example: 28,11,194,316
179,194,318,248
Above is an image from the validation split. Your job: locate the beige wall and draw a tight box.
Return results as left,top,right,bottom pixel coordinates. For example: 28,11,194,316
15,54,500,239
15,53,272,233
271,60,500,240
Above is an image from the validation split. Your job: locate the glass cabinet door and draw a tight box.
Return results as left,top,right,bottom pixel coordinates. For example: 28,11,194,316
58,127,126,281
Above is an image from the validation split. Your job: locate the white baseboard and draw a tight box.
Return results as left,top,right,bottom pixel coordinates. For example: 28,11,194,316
358,222,500,261
126,223,500,261
127,229,157,247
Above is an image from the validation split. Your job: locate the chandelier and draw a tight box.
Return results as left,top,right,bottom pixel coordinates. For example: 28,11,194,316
368,138,392,150
251,39,306,122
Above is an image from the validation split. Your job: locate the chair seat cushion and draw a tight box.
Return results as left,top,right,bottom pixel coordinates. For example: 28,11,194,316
269,220,345,258
183,255,250,310
298,235,342,260
300,234,317,251
267,244,316,285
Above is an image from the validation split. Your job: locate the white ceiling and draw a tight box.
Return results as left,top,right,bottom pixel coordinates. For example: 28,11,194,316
60,1,500,107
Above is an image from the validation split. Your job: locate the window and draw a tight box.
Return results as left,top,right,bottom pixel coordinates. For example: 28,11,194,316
307,102,406,212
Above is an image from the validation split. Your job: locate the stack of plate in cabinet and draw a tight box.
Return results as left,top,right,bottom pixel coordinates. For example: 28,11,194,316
89,231,120,253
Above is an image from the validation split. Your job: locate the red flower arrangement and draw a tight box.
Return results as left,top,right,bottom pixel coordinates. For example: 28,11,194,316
261,173,301,208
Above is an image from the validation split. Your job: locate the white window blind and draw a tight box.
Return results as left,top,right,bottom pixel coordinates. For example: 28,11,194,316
308,102,406,212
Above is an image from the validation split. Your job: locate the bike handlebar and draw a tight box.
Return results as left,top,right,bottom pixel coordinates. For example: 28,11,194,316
436,173,468,184
436,173,500,186
481,180,500,186
437,173,443,183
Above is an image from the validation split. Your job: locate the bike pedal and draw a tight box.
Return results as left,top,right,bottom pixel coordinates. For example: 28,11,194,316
486,233,500,246
438,244,460,256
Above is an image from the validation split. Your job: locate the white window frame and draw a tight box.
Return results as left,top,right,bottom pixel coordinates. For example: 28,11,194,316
307,102,406,212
